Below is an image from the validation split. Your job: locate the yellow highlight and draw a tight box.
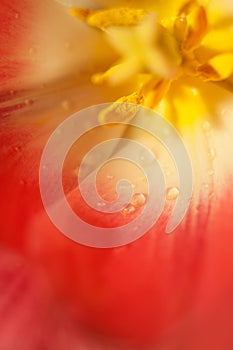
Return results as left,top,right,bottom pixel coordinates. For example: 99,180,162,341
70,1,233,128
198,53,233,81
98,92,144,124
71,7,147,29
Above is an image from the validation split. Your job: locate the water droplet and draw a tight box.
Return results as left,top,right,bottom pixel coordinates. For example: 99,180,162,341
202,121,211,132
14,146,20,152
191,88,198,96
24,99,32,106
208,148,216,160
203,183,209,189
139,149,155,166
130,193,147,208
121,204,136,216
107,175,114,180
15,13,19,19
61,100,70,111
28,47,36,55
166,187,179,200
207,168,214,176
74,166,79,176
97,202,106,208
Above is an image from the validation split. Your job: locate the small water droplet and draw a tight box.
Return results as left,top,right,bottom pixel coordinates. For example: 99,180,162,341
107,175,114,180
130,193,147,208
139,149,155,166
14,146,20,152
97,202,106,208
74,166,79,176
207,168,214,176
24,99,33,106
28,47,36,55
61,100,70,111
166,187,179,200
121,204,136,216
15,12,19,19
203,183,209,189
202,121,211,132
208,148,216,160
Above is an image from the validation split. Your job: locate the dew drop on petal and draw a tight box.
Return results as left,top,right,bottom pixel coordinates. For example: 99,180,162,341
166,187,179,200
97,201,106,208
202,121,211,132
121,204,136,216
208,147,216,160
207,168,214,176
28,47,36,55
24,99,33,106
74,166,79,176
61,100,70,111
130,193,147,208
107,175,114,180
203,183,209,189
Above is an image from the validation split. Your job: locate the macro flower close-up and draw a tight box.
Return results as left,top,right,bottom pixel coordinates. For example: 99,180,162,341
0,0,233,349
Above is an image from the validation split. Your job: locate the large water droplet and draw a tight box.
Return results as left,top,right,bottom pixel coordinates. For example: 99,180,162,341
166,187,179,200
121,204,136,216
130,193,147,208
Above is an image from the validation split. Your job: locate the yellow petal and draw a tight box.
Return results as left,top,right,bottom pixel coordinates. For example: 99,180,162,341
201,26,233,52
143,79,171,108
92,59,140,86
70,7,147,29
164,78,208,128
178,1,208,51
198,53,233,81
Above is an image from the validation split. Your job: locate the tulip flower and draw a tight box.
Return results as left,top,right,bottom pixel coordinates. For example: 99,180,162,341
1,0,233,349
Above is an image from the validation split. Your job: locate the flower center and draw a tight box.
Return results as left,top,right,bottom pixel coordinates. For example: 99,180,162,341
71,2,233,121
